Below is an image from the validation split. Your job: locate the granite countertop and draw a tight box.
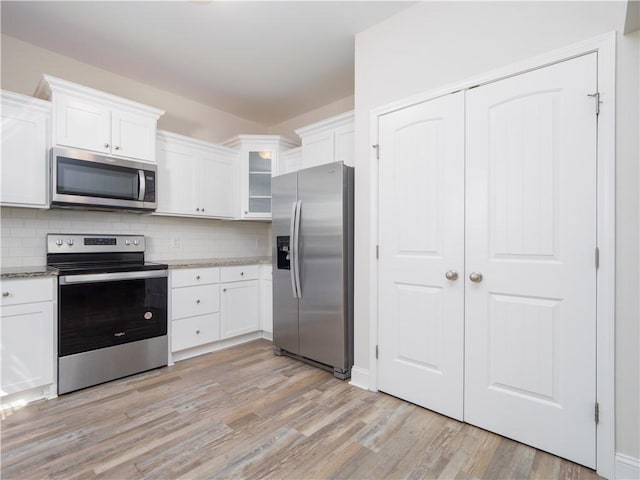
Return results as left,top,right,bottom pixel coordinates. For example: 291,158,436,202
1,266,59,279
0,257,272,279
157,256,272,269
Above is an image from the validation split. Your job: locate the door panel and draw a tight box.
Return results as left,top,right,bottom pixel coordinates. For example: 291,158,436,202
272,173,299,355
378,92,465,420
464,53,597,467
297,163,347,370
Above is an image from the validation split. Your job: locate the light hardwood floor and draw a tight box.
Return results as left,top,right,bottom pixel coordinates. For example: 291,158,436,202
1,339,602,479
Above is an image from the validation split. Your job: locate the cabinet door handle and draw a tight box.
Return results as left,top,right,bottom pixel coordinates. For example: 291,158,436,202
104,143,110,148
196,275,200,280
202,208,205,212
240,272,244,276
114,145,120,150
223,288,227,292
2,291,9,297
196,299,201,304
196,208,200,212
196,330,200,334
469,272,483,283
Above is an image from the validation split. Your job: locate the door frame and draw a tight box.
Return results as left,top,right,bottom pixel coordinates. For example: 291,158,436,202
367,32,616,478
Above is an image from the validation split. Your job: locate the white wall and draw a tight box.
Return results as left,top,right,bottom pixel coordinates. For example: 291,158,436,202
0,207,270,267
354,0,638,461
0,34,266,144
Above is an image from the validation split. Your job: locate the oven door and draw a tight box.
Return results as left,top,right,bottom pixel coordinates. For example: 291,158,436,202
58,270,168,357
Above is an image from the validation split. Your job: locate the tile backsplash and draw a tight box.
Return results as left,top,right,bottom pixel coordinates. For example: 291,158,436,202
0,207,271,267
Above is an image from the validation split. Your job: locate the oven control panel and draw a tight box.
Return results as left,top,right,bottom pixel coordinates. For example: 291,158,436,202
47,234,145,253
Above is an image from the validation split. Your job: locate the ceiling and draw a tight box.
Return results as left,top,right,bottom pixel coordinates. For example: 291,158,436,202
1,1,412,125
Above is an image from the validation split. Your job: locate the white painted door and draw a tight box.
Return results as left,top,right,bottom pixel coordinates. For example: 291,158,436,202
464,53,597,467
111,109,156,162
378,92,465,420
54,93,111,154
202,151,236,218
155,140,200,216
220,280,260,339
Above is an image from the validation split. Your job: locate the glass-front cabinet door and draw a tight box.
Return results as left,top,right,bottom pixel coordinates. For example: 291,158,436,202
248,150,273,214
223,135,298,220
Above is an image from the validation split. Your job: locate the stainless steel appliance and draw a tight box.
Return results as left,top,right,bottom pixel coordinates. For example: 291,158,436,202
47,234,168,394
51,147,157,211
272,161,354,379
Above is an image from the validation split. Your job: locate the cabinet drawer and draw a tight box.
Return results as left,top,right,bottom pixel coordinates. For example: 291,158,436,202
171,313,220,352
220,265,259,283
171,267,219,288
172,284,220,320
0,277,54,306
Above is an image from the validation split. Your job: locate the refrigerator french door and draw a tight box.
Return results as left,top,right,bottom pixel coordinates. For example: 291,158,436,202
272,161,354,379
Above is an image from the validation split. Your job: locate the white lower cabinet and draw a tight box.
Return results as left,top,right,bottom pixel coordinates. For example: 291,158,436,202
220,265,260,340
170,267,220,353
0,277,55,398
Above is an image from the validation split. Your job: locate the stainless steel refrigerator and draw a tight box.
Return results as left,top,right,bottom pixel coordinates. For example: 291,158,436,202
272,161,354,379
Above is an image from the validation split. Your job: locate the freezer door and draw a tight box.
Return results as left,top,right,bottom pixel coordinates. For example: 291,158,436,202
297,162,350,370
272,172,299,354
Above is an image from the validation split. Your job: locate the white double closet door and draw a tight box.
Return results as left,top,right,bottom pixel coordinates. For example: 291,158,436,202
378,53,597,467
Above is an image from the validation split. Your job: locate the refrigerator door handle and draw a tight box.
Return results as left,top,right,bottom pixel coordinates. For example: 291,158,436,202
289,201,298,298
293,200,302,298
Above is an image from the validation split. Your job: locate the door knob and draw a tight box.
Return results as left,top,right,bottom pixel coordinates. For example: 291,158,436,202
445,270,458,281
469,272,483,283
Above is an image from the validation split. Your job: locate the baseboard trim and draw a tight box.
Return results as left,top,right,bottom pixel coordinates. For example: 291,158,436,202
615,453,640,479
349,366,370,391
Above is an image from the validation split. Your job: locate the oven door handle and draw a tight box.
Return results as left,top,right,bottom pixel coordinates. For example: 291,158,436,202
59,269,168,285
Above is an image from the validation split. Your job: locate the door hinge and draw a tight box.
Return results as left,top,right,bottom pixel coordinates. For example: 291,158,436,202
375,345,379,359
595,247,600,269
376,245,379,259
595,402,600,424
588,92,601,115
372,144,379,160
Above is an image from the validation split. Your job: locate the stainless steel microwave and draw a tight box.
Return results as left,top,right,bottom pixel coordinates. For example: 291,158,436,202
51,147,157,212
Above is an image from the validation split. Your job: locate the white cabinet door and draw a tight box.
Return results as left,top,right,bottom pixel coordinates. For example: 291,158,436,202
54,93,111,154
261,279,272,334
220,280,260,339
0,301,54,396
201,152,235,218
464,53,597,468
301,131,334,169
0,96,49,208
156,141,199,216
334,123,354,166
378,92,465,421
111,110,156,162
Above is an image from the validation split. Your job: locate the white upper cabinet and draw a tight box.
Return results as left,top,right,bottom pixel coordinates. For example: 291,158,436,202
35,75,163,162
156,130,237,219
295,110,354,170
279,146,302,176
0,90,51,208
223,135,298,220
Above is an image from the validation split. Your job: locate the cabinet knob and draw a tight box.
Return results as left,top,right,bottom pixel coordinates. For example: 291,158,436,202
469,272,483,283
114,146,120,150
445,270,459,281
240,271,244,276
223,288,227,292
2,292,9,297
196,208,200,212
244,211,248,214
196,299,201,304
202,208,205,212
104,143,109,148
196,275,200,280
196,330,200,334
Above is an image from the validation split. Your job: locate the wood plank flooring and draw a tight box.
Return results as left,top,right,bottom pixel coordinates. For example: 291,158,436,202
1,339,602,479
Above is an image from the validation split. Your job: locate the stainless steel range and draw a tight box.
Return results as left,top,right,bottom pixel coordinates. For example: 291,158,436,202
47,234,168,394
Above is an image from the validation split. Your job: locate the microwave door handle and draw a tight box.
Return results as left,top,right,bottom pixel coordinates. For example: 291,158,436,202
138,170,146,201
